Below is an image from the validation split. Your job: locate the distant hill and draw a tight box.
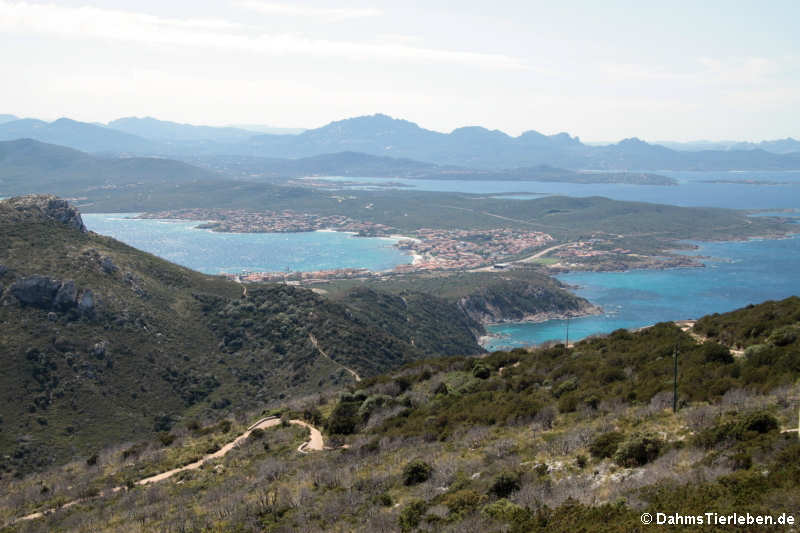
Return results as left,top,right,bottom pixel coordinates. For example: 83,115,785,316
658,138,800,154
3,113,798,170
108,117,262,142
194,152,673,184
0,118,159,154
0,114,17,124
227,123,306,135
244,114,800,171
0,139,220,196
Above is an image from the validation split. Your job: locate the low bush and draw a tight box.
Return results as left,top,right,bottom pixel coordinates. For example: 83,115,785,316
613,433,663,467
489,471,521,498
589,431,625,459
403,459,433,485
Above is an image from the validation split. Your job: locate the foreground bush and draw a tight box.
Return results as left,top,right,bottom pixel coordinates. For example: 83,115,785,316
613,433,663,467
403,459,433,485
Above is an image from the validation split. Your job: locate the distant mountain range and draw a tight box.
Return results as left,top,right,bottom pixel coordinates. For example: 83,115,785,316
0,139,219,195
0,113,798,171
656,138,800,154
0,140,675,199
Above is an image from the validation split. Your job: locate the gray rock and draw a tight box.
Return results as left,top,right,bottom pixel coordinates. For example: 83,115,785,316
5,195,87,233
10,276,62,308
91,341,106,358
47,312,58,321
53,280,78,310
100,256,118,274
78,290,95,315
0,265,7,277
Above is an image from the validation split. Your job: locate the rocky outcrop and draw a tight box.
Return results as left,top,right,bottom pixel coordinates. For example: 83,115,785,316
9,276,62,307
456,283,600,325
53,280,77,310
10,276,95,316
1,195,87,232
78,289,95,316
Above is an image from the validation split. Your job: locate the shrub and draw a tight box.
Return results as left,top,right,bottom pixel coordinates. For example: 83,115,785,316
744,344,769,359
158,432,176,447
472,363,491,379
613,433,663,467
248,427,265,440
702,342,734,364
553,377,578,398
694,411,779,448
576,454,588,469
489,471,521,498
377,492,393,507
482,498,529,523
326,399,361,435
768,325,799,346
403,459,433,485
86,453,98,466
443,489,486,515
589,431,625,459
399,499,428,531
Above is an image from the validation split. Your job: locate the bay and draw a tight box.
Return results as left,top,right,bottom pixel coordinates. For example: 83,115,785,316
313,171,800,210
82,213,412,275
484,235,800,350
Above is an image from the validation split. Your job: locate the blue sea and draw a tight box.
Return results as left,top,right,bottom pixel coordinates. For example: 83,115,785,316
81,171,799,350
484,235,800,350
81,214,412,275
312,170,800,210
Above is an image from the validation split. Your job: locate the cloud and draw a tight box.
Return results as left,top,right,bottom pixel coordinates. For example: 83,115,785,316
235,1,381,21
0,1,525,70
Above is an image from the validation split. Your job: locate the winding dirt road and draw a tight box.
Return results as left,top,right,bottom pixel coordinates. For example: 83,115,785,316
11,417,324,525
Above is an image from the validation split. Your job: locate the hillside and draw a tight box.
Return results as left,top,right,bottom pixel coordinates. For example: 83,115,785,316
2,297,798,531
107,117,260,142
0,119,159,154
325,269,598,324
0,139,220,196
0,195,482,475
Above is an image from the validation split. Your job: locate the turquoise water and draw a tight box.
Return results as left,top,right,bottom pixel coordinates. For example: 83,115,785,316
314,171,800,210
484,235,800,350
82,214,412,275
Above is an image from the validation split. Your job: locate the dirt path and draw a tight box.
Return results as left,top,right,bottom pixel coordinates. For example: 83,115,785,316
675,320,745,358
309,333,362,382
11,417,323,525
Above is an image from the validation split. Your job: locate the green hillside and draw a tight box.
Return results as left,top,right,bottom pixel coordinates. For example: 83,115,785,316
0,195,482,476
2,296,798,531
0,139,219,196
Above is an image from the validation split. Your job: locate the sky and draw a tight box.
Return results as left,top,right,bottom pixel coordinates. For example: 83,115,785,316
1,0,798,141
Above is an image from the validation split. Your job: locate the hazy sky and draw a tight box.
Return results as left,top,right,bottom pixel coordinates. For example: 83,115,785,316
1,0,798,141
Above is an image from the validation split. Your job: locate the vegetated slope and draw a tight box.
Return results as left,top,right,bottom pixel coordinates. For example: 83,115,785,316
6,297,799,532
73,181,790,244
326,269,596,324
0,195,481,475
0,139,220,196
